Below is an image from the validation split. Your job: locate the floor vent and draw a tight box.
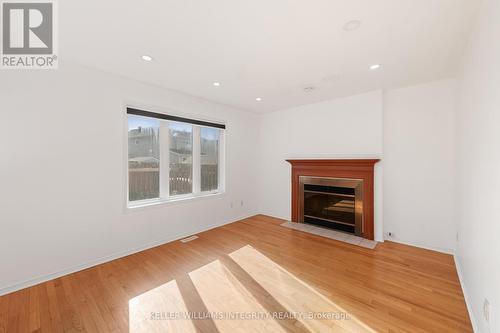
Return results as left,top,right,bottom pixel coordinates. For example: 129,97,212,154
180,235,199,243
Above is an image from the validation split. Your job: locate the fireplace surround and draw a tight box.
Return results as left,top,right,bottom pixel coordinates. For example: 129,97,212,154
287,159,379,240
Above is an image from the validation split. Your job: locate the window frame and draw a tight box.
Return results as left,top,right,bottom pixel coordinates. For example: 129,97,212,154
125,106,226,209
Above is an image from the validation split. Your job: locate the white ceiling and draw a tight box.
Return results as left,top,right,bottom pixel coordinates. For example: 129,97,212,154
61,0,480,113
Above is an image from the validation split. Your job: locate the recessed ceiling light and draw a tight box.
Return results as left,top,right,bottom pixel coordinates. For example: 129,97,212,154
343,20,361,31
256,97,262,102
370,64,381,70
213,82,221,87
142,55,153,62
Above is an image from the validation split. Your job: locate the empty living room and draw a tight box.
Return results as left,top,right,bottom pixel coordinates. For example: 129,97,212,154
1,0,499,332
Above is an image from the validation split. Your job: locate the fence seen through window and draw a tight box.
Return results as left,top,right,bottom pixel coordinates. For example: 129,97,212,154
127,110,223,205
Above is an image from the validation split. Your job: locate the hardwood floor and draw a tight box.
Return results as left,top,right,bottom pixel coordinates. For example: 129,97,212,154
0,215,472,332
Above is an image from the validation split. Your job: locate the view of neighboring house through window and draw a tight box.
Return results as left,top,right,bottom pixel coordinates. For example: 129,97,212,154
127,108,224,206
201,127,219,192
128,115,160,201
169,122,193,196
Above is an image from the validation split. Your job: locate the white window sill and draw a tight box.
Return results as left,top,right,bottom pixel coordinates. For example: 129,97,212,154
126,191,226,212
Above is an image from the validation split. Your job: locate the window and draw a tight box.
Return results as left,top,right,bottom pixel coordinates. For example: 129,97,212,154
200,127,219,192
128,116,160,201
169,122,193,196
127,108,225,206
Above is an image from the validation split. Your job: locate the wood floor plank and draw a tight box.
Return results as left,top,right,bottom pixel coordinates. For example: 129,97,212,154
0,288,9,333
0,215,472,332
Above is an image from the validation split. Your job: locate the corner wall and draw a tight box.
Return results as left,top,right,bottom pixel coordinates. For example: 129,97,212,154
383,79,458,253
456,0,500,331
258,79,459,250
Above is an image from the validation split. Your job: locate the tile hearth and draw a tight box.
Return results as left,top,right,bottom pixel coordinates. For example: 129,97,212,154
280,221,378,249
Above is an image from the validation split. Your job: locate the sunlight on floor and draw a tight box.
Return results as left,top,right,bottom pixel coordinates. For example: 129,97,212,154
229,245,376,333
129,280,197,333
129,245,375,332
189,259,288,332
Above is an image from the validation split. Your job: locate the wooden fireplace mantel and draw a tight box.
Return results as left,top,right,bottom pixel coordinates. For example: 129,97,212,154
286,159,380,240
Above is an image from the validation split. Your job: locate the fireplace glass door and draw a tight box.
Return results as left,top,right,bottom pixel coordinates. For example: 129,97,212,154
299,176,363,236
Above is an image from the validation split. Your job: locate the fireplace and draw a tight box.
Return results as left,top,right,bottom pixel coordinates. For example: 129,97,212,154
299,176,363,236
287,159,379,240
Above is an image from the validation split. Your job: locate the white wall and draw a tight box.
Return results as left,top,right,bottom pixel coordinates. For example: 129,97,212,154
383,79,458,253
456,0,500,331
258,91,384,240
0,62,260,295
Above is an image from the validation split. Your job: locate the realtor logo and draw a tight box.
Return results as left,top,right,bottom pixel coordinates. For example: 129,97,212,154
1,0,57,69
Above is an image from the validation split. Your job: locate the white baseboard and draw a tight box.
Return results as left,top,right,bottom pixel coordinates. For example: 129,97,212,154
454,254,479,333
384,238,454,254
0,213,256,297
